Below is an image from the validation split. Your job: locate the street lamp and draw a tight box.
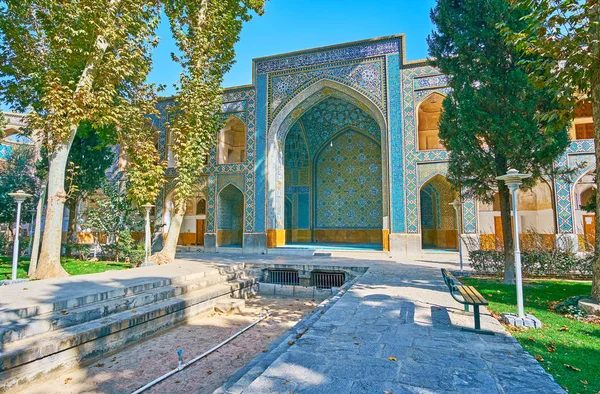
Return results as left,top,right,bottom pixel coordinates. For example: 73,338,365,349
8,190,32,280
449,199,464,272
496,169,541,328
142,203,155,264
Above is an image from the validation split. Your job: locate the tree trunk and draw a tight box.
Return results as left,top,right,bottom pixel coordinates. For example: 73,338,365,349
28,181,47,277
35,129,77,279
498,182,516,284
150,206,184,265
592,74,600,301
66,198,79,254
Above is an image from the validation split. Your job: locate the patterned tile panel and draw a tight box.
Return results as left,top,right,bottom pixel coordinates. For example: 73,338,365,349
255,37,401,74
269,58,386,123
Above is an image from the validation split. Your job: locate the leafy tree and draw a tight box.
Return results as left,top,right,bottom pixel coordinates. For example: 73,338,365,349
503,0,600,300
0,146,38,229
428,0,570,284
64,123,115,247
151,0,265,264
83,182,143,258
0,0,162,278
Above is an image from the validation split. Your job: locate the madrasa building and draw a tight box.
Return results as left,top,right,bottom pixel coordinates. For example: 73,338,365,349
147,34,595,255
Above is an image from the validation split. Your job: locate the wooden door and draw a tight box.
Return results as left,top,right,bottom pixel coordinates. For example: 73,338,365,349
196,219,205,246
583,215,596,249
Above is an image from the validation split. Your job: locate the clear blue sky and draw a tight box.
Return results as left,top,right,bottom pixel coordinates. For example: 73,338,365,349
150,0,437,95
2,1,436,110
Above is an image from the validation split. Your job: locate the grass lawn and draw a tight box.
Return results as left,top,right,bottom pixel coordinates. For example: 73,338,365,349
0,256,132,280
462,277,599,394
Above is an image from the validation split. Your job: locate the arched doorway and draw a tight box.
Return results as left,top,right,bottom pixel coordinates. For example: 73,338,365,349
420,175,457,250
267,80,389,249
282,95,384,247
217,184,244,247
163,189,207,246
573,169,596,250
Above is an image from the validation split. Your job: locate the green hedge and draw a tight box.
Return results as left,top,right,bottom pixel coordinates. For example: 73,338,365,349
469,249,592,277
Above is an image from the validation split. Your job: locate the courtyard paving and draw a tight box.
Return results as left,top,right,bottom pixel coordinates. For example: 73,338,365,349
197,252,565,394
0,251,565,393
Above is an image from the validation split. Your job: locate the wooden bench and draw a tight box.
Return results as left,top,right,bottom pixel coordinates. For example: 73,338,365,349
441,268,494,335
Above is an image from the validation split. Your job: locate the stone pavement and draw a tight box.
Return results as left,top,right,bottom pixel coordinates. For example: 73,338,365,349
191,252,565,394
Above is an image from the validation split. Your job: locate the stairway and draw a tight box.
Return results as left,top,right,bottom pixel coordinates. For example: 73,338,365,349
0,263,256,392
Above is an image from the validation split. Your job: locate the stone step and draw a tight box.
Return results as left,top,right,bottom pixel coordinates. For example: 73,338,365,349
0,268,224,325
0,277,257,393
0,270,246,345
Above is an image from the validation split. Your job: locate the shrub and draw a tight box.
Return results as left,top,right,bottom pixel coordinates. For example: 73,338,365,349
469,249,592,277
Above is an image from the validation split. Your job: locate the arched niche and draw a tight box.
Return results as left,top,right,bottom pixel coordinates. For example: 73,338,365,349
218,116,247,165
419,174,457,250
217,184,244,247
417,93,445,151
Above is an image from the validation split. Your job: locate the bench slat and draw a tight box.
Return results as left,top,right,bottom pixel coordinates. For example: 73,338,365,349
458,286,487,305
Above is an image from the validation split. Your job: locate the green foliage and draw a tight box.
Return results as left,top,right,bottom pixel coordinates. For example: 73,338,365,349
102,230,144,264
428,0,570,202
555,295,586,318
0,146,39,225
83,182,143,246
65,123,115,205
162,0,265,212
469,249,591,277
503,1,599,121
0,256,131,279
462,277,599,393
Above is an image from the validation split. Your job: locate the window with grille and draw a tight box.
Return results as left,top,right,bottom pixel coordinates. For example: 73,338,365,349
576,123,594,140
266,269,299,285
312,272,345,289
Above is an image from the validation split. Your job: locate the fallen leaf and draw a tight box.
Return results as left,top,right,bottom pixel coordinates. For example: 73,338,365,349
23,288,28,290
64,377,72,384
547,345,557,353
564,364,580,372
384,391,392,394
131,310,137,313
559,326,569,331
388,356,398,362
535,355,544,362
60,310,68,315
354,342,361,345
95,363,105,367
207,370,213,375
287,341,295,346
262,349,268,353
580,380,588,385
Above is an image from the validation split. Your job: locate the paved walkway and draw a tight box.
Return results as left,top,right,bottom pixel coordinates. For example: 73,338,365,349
191,252,565,394
0,252,565,393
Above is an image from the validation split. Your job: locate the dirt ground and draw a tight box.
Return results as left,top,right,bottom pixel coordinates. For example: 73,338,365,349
15,296,318,394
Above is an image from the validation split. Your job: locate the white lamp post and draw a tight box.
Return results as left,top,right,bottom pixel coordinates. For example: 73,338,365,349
8,190,32,280
142,203,155,264
449,199,464,272
496,169,531,319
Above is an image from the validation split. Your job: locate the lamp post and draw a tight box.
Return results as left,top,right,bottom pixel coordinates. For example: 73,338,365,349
449,199,464,272
496,169,531,319
142,203,155,264
8,190,32,280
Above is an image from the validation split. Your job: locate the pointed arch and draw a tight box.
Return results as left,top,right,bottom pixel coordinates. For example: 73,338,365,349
419,174,457,250
217,115,247,164
417,92,445,151
267,79,390,242
217,184,244,247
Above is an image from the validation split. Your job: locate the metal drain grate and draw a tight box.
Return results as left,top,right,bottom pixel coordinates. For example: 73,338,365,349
266,269,299,285
312,272,345,289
